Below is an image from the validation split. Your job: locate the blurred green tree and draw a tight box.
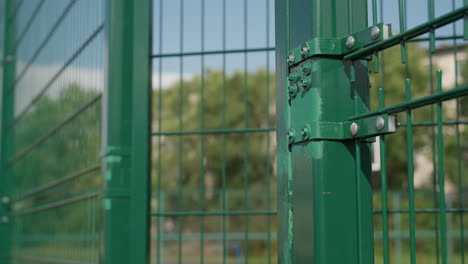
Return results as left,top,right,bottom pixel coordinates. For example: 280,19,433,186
152,69,276,213
12,83,101,239
370,44,430,189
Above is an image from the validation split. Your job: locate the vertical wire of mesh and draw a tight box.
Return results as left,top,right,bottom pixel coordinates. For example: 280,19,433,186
451,1,465,263
176,1,184,263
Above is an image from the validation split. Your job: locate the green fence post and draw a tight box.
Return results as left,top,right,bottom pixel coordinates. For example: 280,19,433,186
0,1,15,263
103,1,152,263
275,0,373,263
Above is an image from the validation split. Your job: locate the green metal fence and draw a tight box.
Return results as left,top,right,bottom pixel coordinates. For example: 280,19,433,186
366,1,468,264
0,1,152,264
1,0,105,263
1,0,467,264
150,0,276,263
276,0,468,264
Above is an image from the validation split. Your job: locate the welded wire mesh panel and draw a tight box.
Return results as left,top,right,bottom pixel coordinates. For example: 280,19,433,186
150,0,277,263
1,0,105,263
358,0,468,263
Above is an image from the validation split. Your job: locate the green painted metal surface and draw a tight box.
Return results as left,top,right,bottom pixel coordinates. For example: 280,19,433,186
276,0,373,263
277,0,468,264
0,1,15,264
0,0,467,264
103,0,151,263
286,23,390,65
0,0,106,263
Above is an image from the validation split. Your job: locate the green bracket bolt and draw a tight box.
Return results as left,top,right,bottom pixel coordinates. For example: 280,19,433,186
300,76,311,90
301,43,310,57
287,129,296,143
301,125,311,140
287,53,295,65
288,84,298,98
288,72,300,82
301,63,311,75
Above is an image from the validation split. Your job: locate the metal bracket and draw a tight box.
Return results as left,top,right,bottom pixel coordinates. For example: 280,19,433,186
287,23,391,66
288,114,397,144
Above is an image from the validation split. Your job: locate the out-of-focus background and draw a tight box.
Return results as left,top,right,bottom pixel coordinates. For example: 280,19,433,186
0,0,466,263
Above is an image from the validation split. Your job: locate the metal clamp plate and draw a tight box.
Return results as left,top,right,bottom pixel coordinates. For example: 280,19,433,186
287,23,391,66
288,114,397,144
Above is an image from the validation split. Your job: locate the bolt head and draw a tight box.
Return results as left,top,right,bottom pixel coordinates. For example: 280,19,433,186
288,72,298,82
301,43,310,57
350,122,359,136
287,53,295,65
288,85,298,98
287,129,296,143
371,26,380,40
301,63,311,75
301,125,310,139
1,196,9,204
1,216,8,223
346,36,355,49
300,77,311,90
376,117,385,131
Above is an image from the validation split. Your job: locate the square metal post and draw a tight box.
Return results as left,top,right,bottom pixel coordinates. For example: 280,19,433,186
0,1,15,263
275,0,374,263
102,0,152,263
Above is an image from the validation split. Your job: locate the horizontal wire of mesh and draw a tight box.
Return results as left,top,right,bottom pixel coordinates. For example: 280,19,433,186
3,0,106,263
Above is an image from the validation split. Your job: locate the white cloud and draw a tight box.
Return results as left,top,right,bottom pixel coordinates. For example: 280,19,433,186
152,72,195,90
13,61,194,116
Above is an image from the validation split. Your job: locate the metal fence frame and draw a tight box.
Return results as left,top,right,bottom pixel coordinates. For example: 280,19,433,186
276,0,468,264
1,0,467,264
0,1,152,264
102,1,152,263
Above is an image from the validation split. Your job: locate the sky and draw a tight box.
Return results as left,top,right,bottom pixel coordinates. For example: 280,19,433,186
151,0,466,79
